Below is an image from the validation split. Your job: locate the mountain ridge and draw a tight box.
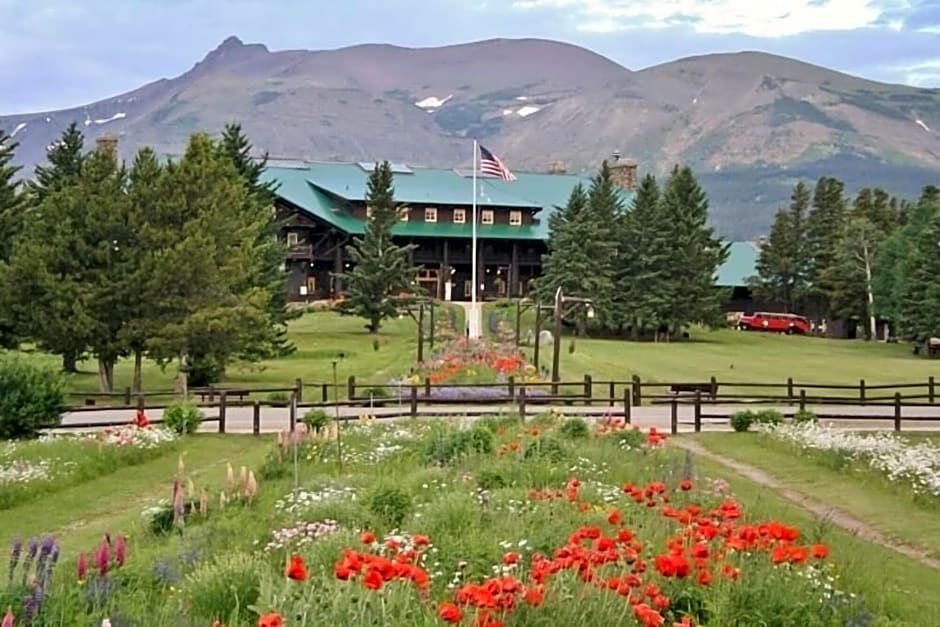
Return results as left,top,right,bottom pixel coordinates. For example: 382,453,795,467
2,36,938,238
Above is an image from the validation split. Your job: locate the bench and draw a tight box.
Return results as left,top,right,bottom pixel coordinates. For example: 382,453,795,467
669,383,718,400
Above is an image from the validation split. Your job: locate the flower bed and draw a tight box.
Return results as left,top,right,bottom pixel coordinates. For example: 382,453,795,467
758,422,940,497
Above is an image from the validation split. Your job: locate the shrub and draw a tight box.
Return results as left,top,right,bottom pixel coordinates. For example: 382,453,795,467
257,449,290,481
730,411,755,432
421,425,493,466
187,356,224,387
183,551,263,623
302,409,330,433
793,409,818,423
524,436,568,462
558,418,590,439
0,355,67,439
162,402,204,435
477,469,508,491
754,409,784,426
614,427,646,449
368,486,412,528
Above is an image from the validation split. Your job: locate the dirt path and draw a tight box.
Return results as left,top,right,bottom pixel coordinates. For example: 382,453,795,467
673,439,940,571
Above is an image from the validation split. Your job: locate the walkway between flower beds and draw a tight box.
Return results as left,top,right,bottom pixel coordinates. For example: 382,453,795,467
56,403,940,434
673,439,940,571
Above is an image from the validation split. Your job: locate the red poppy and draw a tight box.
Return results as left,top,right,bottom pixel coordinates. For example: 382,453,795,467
361,530,376,545
811,543,829,559
607,509,623,525
679,480,693,491
285,554,307,581
437,602,463,623
258,613,283,627
363,568,384,590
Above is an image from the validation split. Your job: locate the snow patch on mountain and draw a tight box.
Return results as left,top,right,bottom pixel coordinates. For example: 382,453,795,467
415,95,452,109
84,112,127,126
516,106,540,117
11,122,26,137
915,119,931,133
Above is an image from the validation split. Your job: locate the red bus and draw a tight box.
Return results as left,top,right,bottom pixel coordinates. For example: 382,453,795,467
737,312,810,335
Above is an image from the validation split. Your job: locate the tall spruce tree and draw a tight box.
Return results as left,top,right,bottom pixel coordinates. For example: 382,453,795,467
582,161,623,330
897,204,940,343
0,129,23,348
659,165,728,336
537,183,589,305
337,161,419,333
805,176,847,317
753,182,811,312
617,173,671,337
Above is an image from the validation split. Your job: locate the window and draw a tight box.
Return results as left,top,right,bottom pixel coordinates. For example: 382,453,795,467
286,232,299,246
481,210,494,225
399,207,409,222
453,208,466,224
366,206,373,219
509,210,522,226
425,207,438,223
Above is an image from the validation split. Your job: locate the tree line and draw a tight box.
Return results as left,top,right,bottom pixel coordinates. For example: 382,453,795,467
0,123,292,393
536,163,728,339
752,177,940,342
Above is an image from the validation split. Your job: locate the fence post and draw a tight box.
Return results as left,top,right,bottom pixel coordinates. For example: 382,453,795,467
929,376,935,404
799,389,806,411
410,386,418,419
208,385,215,403
252,400,261,435
289,392,297,432
347,375,356,400
694,390,702,433
424,377,431,398
894,392,902,432
219,391,227,434
786,377,794,405
709,376,718,400
136,395,145,411
508,375,515,401
608,381,615,406
859,379,866,405
623,388,631,424
632,375,642,406
123,387,131,406
321,383,328,403
670,398,678,435
583,374,592,406
294,378,303,402
518,387,527,422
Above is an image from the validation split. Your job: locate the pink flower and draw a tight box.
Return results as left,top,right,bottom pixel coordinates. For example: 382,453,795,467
2,606,14,627
95,541,110,577
115,536,127,567
77,553,88,582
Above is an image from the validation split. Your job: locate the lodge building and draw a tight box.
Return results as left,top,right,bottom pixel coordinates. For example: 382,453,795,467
261,156,756,303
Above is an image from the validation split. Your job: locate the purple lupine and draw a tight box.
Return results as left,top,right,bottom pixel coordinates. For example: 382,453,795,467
20,538,37,586
8,537,21,588
22,591,37,623
38,542,59,591
34,536,54,582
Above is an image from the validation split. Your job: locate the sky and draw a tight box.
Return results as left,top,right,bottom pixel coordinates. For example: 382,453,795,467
1,0,939,114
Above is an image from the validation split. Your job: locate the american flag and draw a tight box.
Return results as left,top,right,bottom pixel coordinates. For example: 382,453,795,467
479,145,517,181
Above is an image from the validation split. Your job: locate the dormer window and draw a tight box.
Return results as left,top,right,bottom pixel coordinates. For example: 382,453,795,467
509,210,522,226
286,232,299,246
453,209,466,224
481,210,494,225
425,207,438,223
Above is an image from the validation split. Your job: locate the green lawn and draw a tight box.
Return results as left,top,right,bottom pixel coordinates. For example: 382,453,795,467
11,305,939,400
690,432,940,561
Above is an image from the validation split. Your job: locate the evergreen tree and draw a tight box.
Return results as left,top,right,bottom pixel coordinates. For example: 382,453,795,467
805,176,847,317
824,217,884,339
336,161,419,333
897,204,940,343
581,161,623,330
0,129,23,348
29,122,85,204
537,183,589,305
617,173,671,337
659,165,728,336
753,182,811,312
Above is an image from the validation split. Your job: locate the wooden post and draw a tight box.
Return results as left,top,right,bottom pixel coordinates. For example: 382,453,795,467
533,305,542,370
123,387,131,406
410,385,418,419
859,379,866,405
518,387,527,422
799,389,806,411
136,395,145,410
294,378,303,402
786,377,794,405
894,392,902,432
694,390,702,433
347,375,356,400
632,375,642,406
429,300,435,350
929,376,935,404
252,400,261,435
219,391,227,434
208,385,215,403
321,383,328,403
417,303,425,363
514,300,522,347
583,374,592,406
508,375,515,401
709,376,718,401
670,398,678,435
289,392,297,432
608,381,615,406
424,377,431,398
623,388,631,424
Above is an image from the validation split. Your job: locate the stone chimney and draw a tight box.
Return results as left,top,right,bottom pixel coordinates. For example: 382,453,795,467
95,134,118,160
608,151,637,190
547,161,567,174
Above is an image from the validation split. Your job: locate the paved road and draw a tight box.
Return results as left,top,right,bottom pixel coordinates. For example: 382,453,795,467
56,402,940,434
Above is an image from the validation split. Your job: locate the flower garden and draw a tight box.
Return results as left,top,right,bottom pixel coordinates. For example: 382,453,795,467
8,410,929,626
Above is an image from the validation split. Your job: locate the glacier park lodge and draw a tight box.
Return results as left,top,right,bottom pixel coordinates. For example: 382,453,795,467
262,157,757,304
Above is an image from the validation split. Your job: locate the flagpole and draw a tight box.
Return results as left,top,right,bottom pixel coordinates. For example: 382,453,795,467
471,139,478,339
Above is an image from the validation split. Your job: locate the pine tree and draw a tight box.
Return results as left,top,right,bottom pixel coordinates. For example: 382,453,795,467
537,183,589,305
659,165,728,336
581,162,623,330
897,204,940,343
337,161,419,333
0,129,23,348
805,176,847,317
29,122,85,203
753,182,811,312
617,173,671,337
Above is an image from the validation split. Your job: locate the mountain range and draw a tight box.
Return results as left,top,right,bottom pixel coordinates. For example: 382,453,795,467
2,36,939,239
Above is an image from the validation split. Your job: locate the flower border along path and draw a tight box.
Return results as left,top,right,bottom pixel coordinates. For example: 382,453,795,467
673,438,940,571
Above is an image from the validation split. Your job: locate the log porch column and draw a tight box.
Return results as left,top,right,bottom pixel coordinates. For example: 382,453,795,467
510,241,519,298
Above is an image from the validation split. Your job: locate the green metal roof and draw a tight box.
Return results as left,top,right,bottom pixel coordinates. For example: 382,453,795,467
716,241,759,287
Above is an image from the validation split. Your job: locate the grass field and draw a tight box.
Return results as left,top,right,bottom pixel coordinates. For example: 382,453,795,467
691,432,940,561
10,305,939,399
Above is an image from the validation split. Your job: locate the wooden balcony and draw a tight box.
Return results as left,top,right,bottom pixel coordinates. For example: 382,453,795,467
287,244,314,259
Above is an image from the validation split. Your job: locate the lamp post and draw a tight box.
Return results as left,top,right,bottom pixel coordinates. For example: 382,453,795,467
550,287,594,394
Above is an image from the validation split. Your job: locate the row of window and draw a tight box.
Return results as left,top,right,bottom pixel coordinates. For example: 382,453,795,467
367,207,523,226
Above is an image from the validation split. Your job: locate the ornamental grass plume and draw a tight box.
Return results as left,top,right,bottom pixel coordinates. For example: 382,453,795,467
199,489,209,516
172,479,185,525
245,471,258,502
225,463,235,493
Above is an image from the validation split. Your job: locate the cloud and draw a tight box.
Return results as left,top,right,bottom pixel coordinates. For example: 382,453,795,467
511,0,886,37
